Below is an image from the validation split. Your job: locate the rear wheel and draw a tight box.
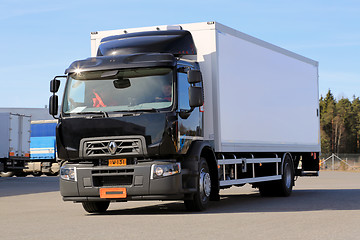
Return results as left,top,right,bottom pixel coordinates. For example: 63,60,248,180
82,201,110,213
259,155,294,197
184,157,211,211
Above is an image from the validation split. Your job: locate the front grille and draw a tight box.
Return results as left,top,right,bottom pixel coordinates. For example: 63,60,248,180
85,139,141,156
79,136,147,158
93,175,133,187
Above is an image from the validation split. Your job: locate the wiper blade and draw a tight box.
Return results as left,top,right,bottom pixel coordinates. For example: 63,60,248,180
127,108,159,113
112,108,160,114
73,111,109,118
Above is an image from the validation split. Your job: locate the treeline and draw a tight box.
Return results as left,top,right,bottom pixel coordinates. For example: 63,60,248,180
320,90,360,154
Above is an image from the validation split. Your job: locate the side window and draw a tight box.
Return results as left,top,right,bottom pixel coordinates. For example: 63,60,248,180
177,72,190,110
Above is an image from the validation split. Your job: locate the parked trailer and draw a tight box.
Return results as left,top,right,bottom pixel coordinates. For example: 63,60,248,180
49,21,320,212
26,120,59,175
0,113,31,177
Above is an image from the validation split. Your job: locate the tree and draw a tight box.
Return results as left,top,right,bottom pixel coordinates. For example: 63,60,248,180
335,98,351,153
320,90,336,153
319,91,360,154
351,97,360,152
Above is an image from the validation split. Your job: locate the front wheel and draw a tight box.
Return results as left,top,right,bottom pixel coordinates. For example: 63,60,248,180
184,157,211,211
82,201,110,213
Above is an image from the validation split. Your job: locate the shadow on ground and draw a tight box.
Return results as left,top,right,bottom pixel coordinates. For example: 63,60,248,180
0,176,59,197
90,188,360,216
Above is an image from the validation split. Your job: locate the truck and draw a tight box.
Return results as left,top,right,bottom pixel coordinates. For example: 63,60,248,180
48,21,320,213
0,113,31,177
25,120,59,176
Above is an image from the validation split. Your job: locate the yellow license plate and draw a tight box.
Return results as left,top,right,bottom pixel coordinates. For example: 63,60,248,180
108,159,126,167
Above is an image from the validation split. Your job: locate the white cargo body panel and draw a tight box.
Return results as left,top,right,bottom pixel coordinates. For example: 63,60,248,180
91,22,320,153
0,113,31,158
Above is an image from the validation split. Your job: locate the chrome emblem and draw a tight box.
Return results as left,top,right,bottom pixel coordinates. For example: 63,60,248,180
108,141,117,155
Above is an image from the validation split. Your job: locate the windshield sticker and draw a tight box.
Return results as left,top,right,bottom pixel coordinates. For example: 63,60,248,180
70,107,87,113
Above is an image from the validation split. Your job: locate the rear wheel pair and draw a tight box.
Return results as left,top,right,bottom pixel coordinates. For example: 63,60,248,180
258,155,294,197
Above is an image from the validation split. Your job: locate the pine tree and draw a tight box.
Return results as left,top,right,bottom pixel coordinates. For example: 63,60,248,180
336,98,352,153
351,97,360,152
320,90,336,153
319,91,360,154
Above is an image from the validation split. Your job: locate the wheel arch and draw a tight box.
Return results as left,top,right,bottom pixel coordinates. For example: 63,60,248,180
185,140,219,201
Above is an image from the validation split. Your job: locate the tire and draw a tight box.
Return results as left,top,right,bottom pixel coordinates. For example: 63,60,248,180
15,171,27,177
82,201,110,213
259,155,294,197
32,172,42,177
0,171,15,177
184,157,211,211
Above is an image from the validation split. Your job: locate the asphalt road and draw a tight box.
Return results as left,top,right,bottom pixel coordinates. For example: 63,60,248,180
1,171,360,240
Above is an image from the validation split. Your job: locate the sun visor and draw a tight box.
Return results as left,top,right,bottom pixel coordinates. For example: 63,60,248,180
65,53,176,74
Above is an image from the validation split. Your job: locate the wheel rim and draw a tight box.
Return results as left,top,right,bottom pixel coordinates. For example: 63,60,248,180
284,163,292,189
199,168,211,201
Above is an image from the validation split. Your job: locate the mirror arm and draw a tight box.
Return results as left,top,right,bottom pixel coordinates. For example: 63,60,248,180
177,107,194,119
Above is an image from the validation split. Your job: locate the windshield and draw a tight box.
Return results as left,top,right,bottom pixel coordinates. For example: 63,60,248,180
62,67,173,114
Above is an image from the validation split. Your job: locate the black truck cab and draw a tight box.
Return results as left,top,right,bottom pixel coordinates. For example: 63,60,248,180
49,30,215,212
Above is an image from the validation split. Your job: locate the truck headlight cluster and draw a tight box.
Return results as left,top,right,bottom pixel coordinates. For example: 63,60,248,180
60,166,77,181
151,163,181,179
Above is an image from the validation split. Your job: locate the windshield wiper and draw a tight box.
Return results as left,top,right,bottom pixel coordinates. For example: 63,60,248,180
73,111,109,118
112,108,160,114
127,108,160,113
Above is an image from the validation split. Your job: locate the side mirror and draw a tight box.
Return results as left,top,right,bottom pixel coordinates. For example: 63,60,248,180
49,95,58,116
188,70,202,84
50,76,66,93
50,79,60,93
189,86,204,108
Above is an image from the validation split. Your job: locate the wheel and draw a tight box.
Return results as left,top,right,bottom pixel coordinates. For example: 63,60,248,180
15,171,27,177
0,171,15,177
259,155,294,197
82,201,110,213
32,172,42,177
184,157,211,211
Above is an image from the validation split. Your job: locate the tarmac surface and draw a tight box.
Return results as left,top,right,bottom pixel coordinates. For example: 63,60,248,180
1,171,360,240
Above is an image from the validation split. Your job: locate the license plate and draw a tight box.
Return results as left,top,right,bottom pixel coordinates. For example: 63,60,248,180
100,188,127,199
108,159,126,167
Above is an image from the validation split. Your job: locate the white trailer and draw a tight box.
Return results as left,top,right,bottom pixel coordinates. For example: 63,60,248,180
91,22,320,153
0,113,31,176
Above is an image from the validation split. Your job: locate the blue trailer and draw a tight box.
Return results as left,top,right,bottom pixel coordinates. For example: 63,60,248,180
26,120,59,175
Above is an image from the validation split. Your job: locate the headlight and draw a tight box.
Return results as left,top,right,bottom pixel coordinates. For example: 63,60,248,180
60,166,77,181
151,163,181,179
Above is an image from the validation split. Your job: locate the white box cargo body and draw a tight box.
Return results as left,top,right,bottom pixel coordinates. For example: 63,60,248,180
91,21,320,153
0,113,31,158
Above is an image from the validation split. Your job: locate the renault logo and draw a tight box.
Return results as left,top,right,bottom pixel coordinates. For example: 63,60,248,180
108,141,117,155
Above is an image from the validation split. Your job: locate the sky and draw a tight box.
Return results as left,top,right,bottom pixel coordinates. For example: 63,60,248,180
0,0,359,108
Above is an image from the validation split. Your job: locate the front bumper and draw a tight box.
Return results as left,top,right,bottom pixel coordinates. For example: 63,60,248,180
60,161,189,202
